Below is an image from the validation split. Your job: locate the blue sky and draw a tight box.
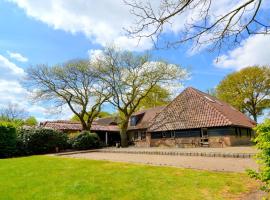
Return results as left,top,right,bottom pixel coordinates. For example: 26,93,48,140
0,0,269,121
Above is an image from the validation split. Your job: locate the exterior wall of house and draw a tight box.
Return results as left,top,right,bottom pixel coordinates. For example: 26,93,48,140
128,129,150,147
147,127,253,148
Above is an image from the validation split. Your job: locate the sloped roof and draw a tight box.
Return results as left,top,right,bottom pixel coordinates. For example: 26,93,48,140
95,116,119,126
128,106,165,130
40,120,82,131
148,87,256,132
40,120,119,132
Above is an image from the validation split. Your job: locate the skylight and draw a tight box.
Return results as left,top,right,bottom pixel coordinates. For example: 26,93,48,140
204,96,215,103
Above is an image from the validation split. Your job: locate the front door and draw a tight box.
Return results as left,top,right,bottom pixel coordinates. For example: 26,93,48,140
200,128,209,147
201,128,208,138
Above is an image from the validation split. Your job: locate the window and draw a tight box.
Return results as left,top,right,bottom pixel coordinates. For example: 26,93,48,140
171,131,175,138
235,128,242,137
151,132,162,139
130,116,138,126
141,132,146,140
175,130,200,138
162,132,171,138
134,132,139,140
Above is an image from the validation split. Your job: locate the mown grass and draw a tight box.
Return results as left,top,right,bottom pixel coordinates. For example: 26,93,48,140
0,156,257,200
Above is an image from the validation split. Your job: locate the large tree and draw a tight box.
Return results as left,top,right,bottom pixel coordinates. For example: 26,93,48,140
136,85,171,110
24,116,38,126
216,66,270,122
92,47,187,146
125,0,269,50
26,60,110,130
71,111,113,122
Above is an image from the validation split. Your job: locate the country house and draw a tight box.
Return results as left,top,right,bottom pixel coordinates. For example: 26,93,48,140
41,87,256,147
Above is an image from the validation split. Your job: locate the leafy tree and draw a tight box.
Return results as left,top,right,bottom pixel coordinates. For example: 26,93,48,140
216,66,270,122
26,60,110,131
136,85,171,110
93,47,187,146
126,0,269,50
24,116,38,126
248,119,270,192
71,111,112,122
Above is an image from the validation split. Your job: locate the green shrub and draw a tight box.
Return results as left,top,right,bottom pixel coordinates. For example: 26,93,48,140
247,119,270,192
17,128,68,155
72,131,100,150
0,123,17,158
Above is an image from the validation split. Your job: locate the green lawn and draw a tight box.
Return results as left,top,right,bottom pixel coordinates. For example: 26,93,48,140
0,156,257,200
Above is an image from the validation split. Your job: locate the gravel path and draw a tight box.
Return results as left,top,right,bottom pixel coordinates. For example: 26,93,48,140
63,152,258,172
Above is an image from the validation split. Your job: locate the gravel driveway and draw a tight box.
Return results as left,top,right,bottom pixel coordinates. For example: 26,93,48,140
63,152,258,172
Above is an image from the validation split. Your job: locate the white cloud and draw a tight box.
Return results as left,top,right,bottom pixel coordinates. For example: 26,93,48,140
88,49,104,61
8,0,269,53
214,35,270,70
9,0,153,51
7,51,28,62
0,54,70,122
0,55,25,78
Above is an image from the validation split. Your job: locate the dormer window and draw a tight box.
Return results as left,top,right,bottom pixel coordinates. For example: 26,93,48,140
130,116,138,126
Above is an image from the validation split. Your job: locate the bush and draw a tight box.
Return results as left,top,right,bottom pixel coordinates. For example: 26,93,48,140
247,119,270,192
72,131,100,150
0,123,17,158
17,128,68,155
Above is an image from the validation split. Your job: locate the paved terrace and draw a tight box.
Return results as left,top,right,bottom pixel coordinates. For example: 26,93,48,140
56,146,259,172
58,146,258,158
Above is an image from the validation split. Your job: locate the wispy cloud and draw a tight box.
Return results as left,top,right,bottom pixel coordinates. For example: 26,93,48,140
7,50,28,62
214,35,270,70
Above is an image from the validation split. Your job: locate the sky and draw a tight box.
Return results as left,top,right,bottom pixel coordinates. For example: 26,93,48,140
0,0,269,122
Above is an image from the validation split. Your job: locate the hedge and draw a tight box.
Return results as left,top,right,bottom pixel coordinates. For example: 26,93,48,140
17,128,68,155
0,124,17,158
72,131,100,150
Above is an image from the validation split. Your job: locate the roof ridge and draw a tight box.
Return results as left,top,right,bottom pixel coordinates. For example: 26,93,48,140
189,88,233,125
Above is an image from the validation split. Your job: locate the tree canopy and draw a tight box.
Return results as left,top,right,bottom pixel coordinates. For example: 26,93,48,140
92,47,187,146
24,116,38,126
26,59,110,130
216,66,270,122
71,111,113,122
136,85,171,110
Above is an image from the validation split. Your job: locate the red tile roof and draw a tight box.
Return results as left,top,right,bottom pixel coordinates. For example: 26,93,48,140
148,87,256,132
128,106,165,130
40,120,119,132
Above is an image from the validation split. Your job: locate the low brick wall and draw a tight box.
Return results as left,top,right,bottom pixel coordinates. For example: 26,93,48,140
148,136,252,148
208,136,252,147
56,148,255,159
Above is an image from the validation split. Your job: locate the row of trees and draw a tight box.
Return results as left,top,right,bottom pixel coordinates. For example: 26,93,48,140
26,47,187,146
0,103,38,127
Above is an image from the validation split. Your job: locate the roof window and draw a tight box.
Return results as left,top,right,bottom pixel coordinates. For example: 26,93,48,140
204,96,215,103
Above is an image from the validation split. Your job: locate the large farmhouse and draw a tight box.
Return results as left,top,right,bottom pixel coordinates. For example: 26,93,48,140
41,87,256,148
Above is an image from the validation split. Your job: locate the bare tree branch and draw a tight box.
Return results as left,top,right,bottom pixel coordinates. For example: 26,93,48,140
125,0,269,51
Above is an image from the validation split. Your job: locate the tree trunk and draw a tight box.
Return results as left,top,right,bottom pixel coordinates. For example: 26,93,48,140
120,120,129,147
80,119,89,131
253,114,257,123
